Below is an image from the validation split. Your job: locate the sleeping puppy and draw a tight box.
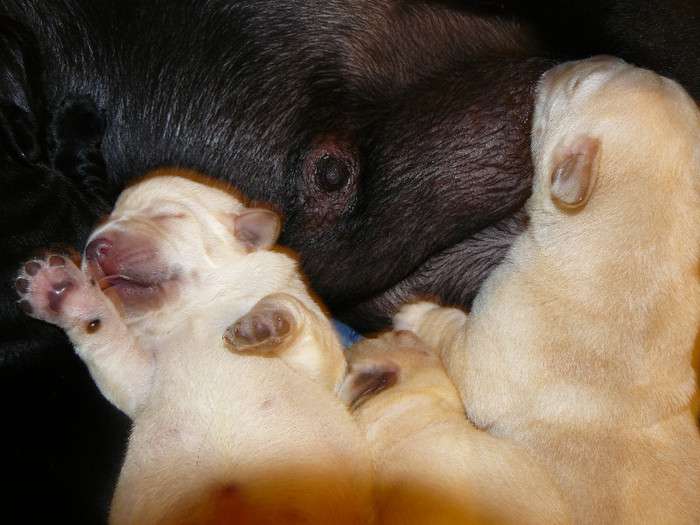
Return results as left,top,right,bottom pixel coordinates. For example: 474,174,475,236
15,170,373,525
395,56,700,524
339,329,569,524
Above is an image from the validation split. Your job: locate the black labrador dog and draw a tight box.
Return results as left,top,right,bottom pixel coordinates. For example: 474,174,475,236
2,1,699,522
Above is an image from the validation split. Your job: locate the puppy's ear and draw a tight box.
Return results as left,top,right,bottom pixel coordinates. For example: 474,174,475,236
234,209,281,251
550,136,601,209
338,359,400,410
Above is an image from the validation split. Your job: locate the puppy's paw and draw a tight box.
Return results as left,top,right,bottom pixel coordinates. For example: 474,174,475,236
393,300,443,333
224,296,295,352
16,254,105,330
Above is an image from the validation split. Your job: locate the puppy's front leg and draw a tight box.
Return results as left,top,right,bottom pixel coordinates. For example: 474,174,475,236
393,300,470,359
16,255,154,417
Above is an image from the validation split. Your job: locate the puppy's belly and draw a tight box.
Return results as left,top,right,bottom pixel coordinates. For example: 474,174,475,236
112,343,371,523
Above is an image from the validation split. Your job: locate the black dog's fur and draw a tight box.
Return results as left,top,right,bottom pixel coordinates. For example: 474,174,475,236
0,19,129,521
1,1,699,522
472,0,700,101
0,22,124,524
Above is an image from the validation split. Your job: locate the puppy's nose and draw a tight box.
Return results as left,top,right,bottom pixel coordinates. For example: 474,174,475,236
85,237,113,263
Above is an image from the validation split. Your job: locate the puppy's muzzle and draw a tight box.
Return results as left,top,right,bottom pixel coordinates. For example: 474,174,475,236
83,230,178,315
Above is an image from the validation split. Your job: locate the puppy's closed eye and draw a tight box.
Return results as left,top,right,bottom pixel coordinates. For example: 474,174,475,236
151,212,187,222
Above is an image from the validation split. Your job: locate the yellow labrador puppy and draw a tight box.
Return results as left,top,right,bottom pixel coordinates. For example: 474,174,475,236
16,170,373,525
395,56,700,524
339,329,570,524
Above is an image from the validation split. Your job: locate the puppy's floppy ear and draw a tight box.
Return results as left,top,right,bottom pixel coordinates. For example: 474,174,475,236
234,209,281,251
338,359,400,410
550,136,601,209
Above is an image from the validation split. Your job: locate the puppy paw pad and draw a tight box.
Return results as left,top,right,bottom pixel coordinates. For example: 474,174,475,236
15,277,30,295
15,255,85,321
23,261,41,276
224,306,293,351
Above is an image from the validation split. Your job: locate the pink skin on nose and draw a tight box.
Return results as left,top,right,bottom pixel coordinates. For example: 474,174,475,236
84,232,177,313
85,237,113,286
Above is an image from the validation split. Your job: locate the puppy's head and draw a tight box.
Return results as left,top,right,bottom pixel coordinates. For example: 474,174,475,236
530,56,700,276
338,330,458,413
83,170,281,317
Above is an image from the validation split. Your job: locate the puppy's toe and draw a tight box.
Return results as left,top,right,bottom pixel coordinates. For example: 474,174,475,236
224,303,294,352
16,254,89,324
392,300,442,332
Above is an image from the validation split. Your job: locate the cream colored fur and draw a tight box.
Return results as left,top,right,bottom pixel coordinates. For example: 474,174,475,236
340,329,570,524
395,57,700,524
17,170,373,524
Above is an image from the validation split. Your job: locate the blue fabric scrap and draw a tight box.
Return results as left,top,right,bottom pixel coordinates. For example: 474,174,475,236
332,319,365,348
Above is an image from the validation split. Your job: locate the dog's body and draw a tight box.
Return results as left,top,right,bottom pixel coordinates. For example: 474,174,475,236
16,172,373,524
396,57,700,523
340,330,569,524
